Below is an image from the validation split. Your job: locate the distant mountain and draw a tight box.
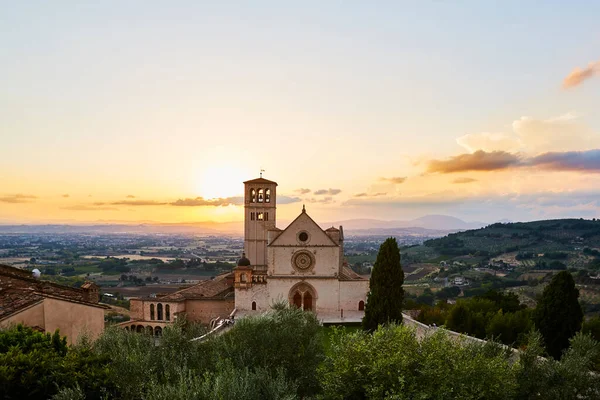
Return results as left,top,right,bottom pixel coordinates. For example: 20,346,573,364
324,215,486,232
0,214,486,236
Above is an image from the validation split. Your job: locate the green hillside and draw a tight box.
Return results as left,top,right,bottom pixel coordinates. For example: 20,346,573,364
425,219,600,258
399,219,600,316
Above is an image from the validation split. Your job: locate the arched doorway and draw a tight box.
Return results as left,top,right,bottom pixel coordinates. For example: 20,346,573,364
154,326,162,337
288,282,317,312
358,300,365,311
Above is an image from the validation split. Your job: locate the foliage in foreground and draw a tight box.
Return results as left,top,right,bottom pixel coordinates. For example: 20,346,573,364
321,325,600,400
90,303,322,399
0,325,113,400
2,304,600,400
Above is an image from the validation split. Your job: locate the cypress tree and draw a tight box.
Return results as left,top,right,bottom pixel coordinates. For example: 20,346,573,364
362,237,404,331
533,271,583,359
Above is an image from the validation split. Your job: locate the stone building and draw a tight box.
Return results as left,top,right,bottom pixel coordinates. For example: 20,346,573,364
125,176,369,329
234,177,369,322
0,264,107,344
124,273,234,334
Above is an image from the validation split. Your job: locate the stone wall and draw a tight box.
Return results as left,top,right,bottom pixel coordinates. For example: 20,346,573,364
269,247,340,277
43,297,104,344
184,299,235,325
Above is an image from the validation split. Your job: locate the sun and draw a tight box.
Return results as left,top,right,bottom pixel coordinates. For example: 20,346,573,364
197,165,246,199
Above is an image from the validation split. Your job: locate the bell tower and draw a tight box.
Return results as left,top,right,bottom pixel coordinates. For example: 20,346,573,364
243,175,277,268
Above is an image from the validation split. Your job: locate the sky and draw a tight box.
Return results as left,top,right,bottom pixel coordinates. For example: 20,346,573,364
1,1,600,225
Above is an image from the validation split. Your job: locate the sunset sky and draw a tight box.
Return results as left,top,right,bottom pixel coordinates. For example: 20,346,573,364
2,1,600,225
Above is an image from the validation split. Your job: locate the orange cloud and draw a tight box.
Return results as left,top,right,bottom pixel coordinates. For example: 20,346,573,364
380,176,407,184
111,200,168,206
452,177,477,184
170,197,243,206
428,150,521,173
314,188,342,195
563,60,600,88
0,194,38,204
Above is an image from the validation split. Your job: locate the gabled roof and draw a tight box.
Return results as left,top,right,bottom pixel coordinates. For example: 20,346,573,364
0,264,108,321
339,266,368,281
269,208,339,247
144,272,234,301
243,177,278,185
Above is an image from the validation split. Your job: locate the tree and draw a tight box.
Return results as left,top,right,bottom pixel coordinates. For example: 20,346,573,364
533,271,583,359
362,237,404,331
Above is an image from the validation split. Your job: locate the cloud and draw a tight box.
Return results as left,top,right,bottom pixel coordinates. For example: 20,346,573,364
0,194,38,204
343,190,600,221
306,197,334,204
457,114,599,154
529,149,600,172
457,132,521,153
380,177,407,184
452,177,478,184
295,188,311,195
61,205,118,211
126,194,136,198
354,192,387,198
62,194,70,198
111,200,168,206
170,196,243,207
278,196,302,204
427,150,521,173
428,149,600,174
314,188,342,196
563,61,600,88
93,202,106,206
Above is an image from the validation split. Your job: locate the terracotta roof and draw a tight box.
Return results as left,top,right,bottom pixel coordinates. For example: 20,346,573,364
146,272,234,301
243,177,278,185
0,289,44,320
325,227,339,232
80,282,98,290
0,264,108,321
339,266,367,281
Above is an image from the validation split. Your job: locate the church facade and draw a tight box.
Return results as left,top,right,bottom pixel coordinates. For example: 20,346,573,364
125,176,369,329
233,177,369,322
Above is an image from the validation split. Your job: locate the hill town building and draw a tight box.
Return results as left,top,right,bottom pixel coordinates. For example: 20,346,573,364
125,176,369,330
0,264,107,344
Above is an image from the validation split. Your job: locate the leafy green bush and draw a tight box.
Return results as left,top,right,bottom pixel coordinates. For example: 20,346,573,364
319,324,518,400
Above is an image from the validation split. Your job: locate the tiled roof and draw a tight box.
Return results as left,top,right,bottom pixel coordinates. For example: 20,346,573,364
0,289,44,320
0,264,107,321
339,266,367,281
243,177,278,185
147,273,234,301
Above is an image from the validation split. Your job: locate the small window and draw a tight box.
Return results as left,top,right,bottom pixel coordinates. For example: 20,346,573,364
265,212,268,221
258,188,264,203
251,189,256,203
150,304,155,320
166,304,170,321
241,273,246,282
265,189,271,203
298,232,309,242
157,303,163,320
251,212,255,221
257,212,264,221
358,300,365,311
252,301,257,310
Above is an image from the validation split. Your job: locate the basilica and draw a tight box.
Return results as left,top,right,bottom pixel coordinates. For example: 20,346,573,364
125,177,369,331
